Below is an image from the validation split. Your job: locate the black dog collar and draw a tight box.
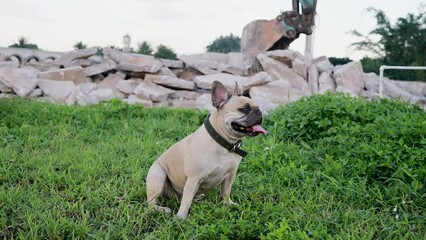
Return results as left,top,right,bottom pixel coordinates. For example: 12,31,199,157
204,114,248,158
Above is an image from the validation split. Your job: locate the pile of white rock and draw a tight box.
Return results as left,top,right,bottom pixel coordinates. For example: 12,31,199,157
1,47,425,112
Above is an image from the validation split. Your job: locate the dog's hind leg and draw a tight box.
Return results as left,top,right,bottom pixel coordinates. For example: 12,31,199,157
146,162,171,213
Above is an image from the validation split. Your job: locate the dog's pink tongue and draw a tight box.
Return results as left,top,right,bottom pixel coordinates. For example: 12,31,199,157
252,125,267,135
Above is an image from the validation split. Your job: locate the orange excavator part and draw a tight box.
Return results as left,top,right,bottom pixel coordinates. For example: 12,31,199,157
241,19,288,68
241,0,317,69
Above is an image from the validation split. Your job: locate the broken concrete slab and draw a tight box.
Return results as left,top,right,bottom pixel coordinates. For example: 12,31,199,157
88,88,117,102
170,90,201,100
257,53,309,91
318,70,336,93
103,48,163,73
134,81,175,102
307,64,319,93
37,66,86,84
158,67,177,77
0,67,38,96
313,56,333,73
0,61,19,68
194,73,246,92
145,74,195,90
125,94,153,107
251,96,278,114
159,58,184,68
333,61,365,96
97,73,126,98
116,78,142,95
38,79,75,101
394,80,426,97
170,99,197,109
84,59,116,76
196,94,215,112
249,80,291,105
292,58,308,80
54,47,97,66
251,79,310,105
265,50,304,67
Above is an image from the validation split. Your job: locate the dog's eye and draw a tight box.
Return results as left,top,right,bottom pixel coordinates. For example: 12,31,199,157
239,104,252,113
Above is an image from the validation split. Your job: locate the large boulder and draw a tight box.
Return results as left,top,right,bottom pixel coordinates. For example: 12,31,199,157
159,58,184,69
249,79,309,105
66,83,98,106
196,94,215,112
256,53,310,91
292,58,308,79
364,72,426,104
179,52,228,69
0,61,19,68
125,94,153,107
0,67,38,96
134,81,175,102
250,96,278,114
382,78,426,104
249,80,291,105
37,66,86,84
145,74,195,90
103,48,163,73
307,64,319,93
194,73,246,93
116,78,142,95
54,47,97,66
96,74,126,99
318,70,336,93
170,90,201,100
38,79,75,102
312,56,333,73
83,59,116,76
333,61,365,96
394,80,426,97
363,72,380,92
170,99,197,109
194,71,271,93
88,88,117,102
264,50,303,67
158,67,177,77
179,52,244,75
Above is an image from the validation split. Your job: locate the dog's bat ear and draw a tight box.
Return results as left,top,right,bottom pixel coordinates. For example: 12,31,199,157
211,81,231,109
233,81,241,96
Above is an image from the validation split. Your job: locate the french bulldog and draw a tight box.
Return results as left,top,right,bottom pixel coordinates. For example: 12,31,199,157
146,80,267,219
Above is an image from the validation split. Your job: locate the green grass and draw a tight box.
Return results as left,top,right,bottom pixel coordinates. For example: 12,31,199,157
1,94,425,239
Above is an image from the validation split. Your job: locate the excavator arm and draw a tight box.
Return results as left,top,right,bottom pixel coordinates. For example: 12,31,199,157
241,0,317,68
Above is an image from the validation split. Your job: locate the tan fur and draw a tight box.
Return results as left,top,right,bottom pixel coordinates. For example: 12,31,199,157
146,83,261,219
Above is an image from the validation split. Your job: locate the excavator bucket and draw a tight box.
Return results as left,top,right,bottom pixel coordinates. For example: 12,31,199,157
241,0,317,69
241,19,290,69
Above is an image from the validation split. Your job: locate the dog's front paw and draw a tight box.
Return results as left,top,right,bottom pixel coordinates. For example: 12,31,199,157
176,212,188,220
222,198,238,206
221,194,238,205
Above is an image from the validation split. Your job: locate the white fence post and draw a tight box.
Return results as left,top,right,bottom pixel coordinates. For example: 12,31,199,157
379,65,426,98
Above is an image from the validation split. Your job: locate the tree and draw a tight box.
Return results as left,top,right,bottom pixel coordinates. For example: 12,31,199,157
9,37,39,50
154,44,177,60
74,41,87,50
137,41,153,55
206,34,241,53
360,57,383,75
350,7,426,80
328,57,352,66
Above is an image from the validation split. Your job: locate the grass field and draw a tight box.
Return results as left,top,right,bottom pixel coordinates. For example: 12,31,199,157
1,94,425,239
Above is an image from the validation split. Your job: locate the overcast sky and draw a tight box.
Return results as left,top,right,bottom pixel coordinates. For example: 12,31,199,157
0,0,424,60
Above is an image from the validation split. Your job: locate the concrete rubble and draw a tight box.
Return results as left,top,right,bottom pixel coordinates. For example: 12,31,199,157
0,47,425,112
